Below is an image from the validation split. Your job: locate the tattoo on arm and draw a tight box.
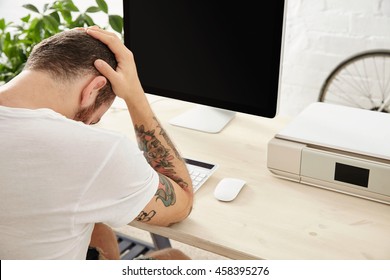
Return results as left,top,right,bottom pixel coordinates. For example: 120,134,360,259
135,121,189,189
134,176,177,223
155,174,176,207
136,210,156,222
155,117,182,160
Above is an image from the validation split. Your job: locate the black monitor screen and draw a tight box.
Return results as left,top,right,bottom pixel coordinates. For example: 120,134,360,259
123,0,285,118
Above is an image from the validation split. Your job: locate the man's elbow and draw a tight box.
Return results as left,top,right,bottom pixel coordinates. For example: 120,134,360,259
151,204,193,227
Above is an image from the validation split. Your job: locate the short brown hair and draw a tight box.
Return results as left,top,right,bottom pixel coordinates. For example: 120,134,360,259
25,29,117,107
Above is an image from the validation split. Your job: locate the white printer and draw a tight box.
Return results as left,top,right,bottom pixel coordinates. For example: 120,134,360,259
267,102,390,204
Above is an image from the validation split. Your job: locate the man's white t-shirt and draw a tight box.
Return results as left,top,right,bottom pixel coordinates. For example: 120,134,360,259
0,106,159,259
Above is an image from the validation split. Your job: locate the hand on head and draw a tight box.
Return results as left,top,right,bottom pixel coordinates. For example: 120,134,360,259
85,27,144,102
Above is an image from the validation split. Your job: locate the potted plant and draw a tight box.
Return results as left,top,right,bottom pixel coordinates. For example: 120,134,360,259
0,0,123,84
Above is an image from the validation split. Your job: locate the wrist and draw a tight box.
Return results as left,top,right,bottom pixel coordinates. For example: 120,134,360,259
123,86,147,108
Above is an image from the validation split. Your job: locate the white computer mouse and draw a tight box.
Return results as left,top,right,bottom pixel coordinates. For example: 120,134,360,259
213,178,246,202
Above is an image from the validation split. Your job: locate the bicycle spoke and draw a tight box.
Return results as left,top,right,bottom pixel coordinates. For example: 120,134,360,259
319,51,390,112
373,55,386,101
327,78,365,108
382,57,390,104
337,67,375,108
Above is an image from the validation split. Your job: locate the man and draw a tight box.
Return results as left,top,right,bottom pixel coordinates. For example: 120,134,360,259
0,27,193,259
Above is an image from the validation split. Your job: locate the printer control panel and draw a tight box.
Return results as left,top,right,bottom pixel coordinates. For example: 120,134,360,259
299,147,390,203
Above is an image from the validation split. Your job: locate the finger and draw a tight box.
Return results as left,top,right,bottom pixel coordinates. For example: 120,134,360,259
73,25,99,31
87,26,112,34
86,27,120,43
94,59,117,84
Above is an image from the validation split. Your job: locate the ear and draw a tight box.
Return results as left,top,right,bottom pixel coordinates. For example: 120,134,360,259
79,76,107,108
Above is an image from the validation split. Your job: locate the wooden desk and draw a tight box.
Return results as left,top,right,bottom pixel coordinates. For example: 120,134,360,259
99,96,390,260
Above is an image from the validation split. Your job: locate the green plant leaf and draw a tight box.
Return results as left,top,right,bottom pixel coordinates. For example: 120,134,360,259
28,17,40,30
60,10,73,24
49,11,61,24
86,6,101,13
62,0,80,12
70,14,85,28
96,0,108,14
0,40,4,54
43,15,59,33
109,15,123,34
0,19,5,31
21,14,31,23
43,3,49,13
83,14,95,26
22,4,40,14
32,19,44,42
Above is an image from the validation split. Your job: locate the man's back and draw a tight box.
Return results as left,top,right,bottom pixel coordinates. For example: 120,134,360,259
0,27,194,259
0,106,158,259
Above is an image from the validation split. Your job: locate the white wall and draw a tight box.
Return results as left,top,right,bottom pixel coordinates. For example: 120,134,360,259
281,0,390,116
1,0,389,117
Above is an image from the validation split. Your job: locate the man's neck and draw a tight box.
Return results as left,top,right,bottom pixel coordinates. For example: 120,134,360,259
0,70,77,118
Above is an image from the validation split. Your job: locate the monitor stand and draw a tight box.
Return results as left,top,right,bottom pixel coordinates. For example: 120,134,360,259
169,105,236,133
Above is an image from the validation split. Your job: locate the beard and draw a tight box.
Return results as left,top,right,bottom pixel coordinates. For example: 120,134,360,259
73,104,95,124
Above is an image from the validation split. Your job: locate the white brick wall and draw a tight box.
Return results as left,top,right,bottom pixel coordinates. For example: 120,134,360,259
281,0,390,116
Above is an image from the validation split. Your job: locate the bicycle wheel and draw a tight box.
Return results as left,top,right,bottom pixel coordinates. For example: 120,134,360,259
319,50,390,113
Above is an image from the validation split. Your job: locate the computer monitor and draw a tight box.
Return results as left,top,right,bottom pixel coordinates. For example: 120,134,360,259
123,0,286,133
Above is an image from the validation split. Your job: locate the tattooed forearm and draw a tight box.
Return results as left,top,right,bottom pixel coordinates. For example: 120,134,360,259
135,123,189,189
135,124,168,164
155,174,176,207
154,117,182,160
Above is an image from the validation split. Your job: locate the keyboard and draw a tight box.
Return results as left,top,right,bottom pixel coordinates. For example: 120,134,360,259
184,158,218,192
